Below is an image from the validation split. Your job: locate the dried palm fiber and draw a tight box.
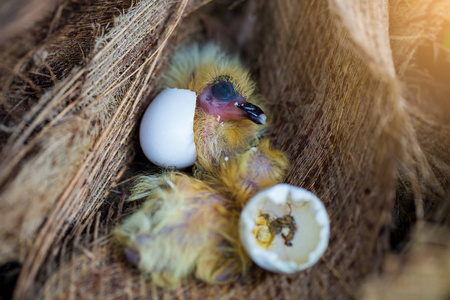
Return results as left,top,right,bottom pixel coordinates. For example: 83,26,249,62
0,0,59,45
387,0,450,248
0,0,140,145
361,224,450,300
1,0,450,299
361,193,450,300
360,1,450,298
0,0,211,298
389,0,450,219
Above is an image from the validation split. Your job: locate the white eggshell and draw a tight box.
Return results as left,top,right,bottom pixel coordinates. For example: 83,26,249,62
239,184,330,273
140,88,197,168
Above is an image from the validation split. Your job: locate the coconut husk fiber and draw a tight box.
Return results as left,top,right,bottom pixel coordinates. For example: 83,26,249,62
0,0,450,299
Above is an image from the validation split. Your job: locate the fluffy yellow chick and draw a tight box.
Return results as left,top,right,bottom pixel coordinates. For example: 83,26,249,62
115,172,250,287
163,43,267,173
116,44,289,288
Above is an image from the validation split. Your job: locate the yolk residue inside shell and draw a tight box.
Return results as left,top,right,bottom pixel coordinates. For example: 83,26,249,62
253,209,298,249
253,212,274,249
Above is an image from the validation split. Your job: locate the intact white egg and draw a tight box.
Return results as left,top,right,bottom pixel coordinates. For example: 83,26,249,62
239,184,330,273
140,88,197,168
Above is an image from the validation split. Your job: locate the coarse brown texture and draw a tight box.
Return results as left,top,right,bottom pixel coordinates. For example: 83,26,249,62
1,0,450,299
360,224,450,300
389,0,450,218
257,0,402,297
0,0,59,45
0,0,135,146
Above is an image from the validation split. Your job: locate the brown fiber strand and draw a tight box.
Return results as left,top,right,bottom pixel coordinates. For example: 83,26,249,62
11,1,189,297
321,257,357,299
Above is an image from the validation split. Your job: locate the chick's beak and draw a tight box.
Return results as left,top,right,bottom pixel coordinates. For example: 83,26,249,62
235,102,267,125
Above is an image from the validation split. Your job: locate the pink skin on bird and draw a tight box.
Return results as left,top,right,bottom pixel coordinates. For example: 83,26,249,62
197,85,266,124
197,85,247,121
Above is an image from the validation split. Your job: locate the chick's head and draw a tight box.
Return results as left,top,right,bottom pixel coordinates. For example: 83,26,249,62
164,43,266,125
164,44,268,172
197,75,266,125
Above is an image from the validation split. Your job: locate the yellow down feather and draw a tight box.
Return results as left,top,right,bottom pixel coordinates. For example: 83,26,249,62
115,172,250,288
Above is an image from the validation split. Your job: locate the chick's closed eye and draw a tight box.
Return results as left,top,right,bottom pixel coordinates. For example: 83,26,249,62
211,79,236,101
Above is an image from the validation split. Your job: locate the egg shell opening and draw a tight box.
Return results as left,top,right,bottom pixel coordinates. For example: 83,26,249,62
139,88,197,168
239,184,330,273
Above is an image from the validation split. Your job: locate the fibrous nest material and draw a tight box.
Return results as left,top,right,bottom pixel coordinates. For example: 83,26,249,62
0,0,449,299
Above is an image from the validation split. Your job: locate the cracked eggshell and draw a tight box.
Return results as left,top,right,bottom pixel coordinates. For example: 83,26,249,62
239,184,330,273
140,88,197,168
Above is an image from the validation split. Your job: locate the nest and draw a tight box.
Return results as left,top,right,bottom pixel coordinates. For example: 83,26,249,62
1,0,450,299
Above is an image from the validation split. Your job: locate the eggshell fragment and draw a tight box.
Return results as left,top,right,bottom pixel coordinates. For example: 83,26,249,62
239,184,330,273
140,88,197,168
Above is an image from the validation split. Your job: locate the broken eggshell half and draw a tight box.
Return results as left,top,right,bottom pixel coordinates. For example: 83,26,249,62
139,88,197,168
239,184,330,273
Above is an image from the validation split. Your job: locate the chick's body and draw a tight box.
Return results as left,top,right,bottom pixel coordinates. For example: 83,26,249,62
204,138,289,206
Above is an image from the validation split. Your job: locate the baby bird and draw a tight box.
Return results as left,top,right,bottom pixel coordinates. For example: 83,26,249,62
116,44,289,288
115,172,250,287
163,43,267,173
116,143,288,287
